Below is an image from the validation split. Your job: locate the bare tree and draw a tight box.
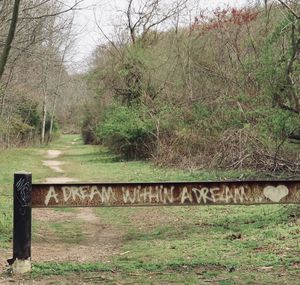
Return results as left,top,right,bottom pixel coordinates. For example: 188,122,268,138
48,18,74,142
277,0,299,19
39,2,76,144
125,0,187,45
0,0,81,146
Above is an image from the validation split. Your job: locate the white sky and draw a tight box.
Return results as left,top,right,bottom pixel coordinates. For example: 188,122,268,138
65,0,251,72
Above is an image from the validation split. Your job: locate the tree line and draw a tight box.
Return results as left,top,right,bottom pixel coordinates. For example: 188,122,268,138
0,0,82,147
82,0,300,174
1,0,300,174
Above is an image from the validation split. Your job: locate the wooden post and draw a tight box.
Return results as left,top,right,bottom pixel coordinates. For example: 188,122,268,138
10,172,32,273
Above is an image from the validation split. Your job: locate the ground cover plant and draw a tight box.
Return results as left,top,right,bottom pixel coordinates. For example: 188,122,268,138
0,144,57,247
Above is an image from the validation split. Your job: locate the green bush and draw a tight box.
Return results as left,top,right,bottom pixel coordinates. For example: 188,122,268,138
97,105,155,159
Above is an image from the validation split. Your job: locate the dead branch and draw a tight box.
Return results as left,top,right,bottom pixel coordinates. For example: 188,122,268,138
19,0,84,20
277,0,300,19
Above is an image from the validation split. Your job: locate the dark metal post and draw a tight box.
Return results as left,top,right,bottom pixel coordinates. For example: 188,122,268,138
9,172,32,270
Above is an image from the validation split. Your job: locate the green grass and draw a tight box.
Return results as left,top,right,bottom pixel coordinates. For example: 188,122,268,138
54,135,254,183
31,258,299,284
0,144,56,248
1,134,300,284
49,221,85,244
0,146,57,185
88,205,300,283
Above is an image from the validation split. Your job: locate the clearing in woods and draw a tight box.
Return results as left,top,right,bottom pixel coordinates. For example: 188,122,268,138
1,134,300,284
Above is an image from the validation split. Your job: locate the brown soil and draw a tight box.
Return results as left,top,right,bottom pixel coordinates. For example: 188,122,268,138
42,160,64,173
31,208,122,263
30,149,123,263
0,145,173,284
0,148,124,280
45,150,62,159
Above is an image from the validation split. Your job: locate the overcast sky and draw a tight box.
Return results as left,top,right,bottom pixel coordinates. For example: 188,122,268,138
65,0,250,72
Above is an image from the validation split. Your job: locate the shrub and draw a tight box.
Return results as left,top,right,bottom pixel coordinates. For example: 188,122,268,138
97,105,155,159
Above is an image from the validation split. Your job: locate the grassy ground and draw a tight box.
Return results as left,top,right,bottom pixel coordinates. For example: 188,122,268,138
52,135,252,183
0,144,56,246
1,135,300,284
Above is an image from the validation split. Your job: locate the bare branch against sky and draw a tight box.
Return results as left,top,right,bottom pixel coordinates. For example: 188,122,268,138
66,0,249,72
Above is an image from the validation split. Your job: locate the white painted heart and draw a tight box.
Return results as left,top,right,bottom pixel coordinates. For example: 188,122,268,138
263,185,289,202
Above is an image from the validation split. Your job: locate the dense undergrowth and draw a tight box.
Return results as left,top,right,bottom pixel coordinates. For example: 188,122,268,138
82,4,300,174
0,94,59,147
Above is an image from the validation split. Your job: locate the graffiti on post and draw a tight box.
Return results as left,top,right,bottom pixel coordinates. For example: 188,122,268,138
15,178,31,215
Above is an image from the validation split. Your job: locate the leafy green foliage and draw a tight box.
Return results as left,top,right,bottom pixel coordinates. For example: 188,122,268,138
97,105,155,159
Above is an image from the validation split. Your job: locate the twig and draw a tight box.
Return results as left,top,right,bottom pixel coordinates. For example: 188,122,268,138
277,0,300,19
204,279,229,283
19,1,84,20
128,272,165,276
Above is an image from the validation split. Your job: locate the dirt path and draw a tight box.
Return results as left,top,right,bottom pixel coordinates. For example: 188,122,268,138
32,144,123,263
42,149,79,181
42,160,64,173
0,139,123,284
45,150,62,159
32,208,122,263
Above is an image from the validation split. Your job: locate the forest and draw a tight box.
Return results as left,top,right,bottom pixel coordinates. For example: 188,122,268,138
1,0,300,175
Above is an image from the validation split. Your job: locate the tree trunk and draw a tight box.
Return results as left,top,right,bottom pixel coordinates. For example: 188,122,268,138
0,0,21,81
48,93,57,142
48,46,67,142
41,91,47,144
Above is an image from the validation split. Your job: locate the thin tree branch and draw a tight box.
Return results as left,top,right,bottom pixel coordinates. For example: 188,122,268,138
277,0,300,19
22,0,51,12
19,0,84,20
94,11,121,56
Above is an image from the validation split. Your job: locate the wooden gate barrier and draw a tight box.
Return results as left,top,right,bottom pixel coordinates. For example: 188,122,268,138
8,172,300,273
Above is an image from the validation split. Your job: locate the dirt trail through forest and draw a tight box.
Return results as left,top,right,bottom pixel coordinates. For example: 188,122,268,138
42,149,76,179
32,141,122,263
